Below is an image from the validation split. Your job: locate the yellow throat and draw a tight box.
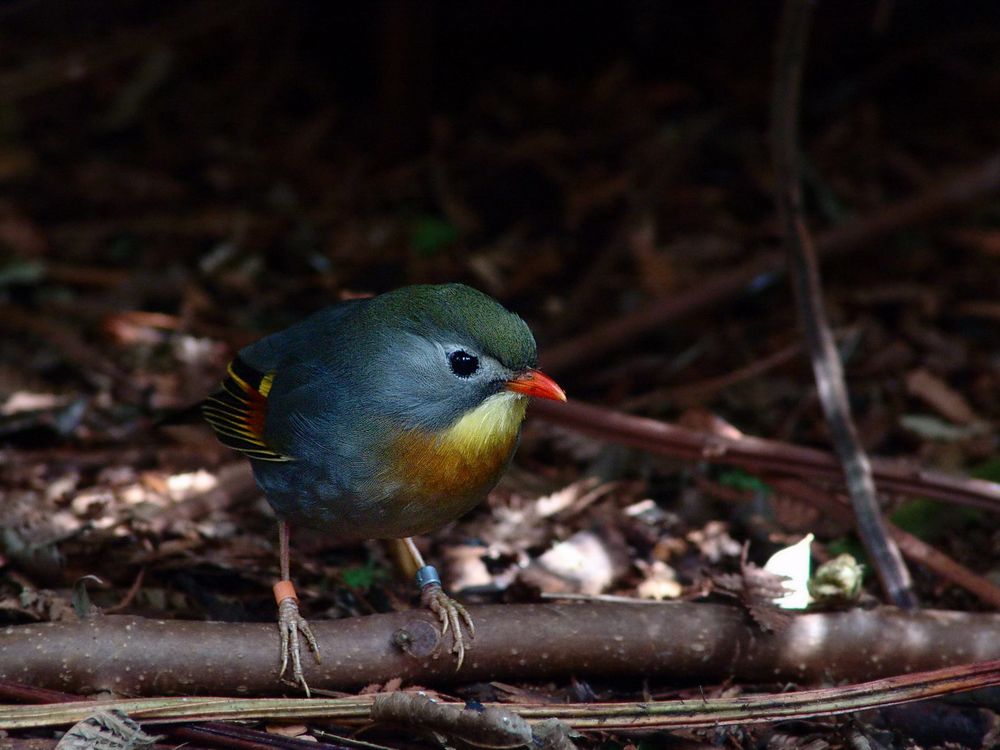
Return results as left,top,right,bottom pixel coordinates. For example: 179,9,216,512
439,390,529,458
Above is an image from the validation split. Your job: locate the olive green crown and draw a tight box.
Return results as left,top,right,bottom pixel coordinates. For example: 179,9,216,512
376,284,537,370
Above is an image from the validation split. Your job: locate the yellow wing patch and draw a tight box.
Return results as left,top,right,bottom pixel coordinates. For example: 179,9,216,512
202,357,291,462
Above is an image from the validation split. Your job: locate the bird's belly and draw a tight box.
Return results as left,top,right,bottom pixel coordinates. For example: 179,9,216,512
254,428,516,541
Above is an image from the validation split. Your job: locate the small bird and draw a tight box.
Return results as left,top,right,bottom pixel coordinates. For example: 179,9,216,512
202,283,566,692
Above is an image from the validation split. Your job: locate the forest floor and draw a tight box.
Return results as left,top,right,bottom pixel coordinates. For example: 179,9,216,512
1,3,1000,748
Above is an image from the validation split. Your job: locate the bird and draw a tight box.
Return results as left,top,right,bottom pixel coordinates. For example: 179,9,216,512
201,283,566,693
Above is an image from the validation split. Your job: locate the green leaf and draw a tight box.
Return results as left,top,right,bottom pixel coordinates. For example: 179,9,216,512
717,469,771,495
970,458,1000,483
825,537,869,574
890,498,982,543
0,260,44,287
409,215,458,257
340,562,388,592
900,414,989,442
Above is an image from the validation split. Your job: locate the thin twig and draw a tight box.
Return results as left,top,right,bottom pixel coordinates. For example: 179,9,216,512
530,399,1000,512
0,680,353,750
2,658,1000,732
622,337,805,409
105,567,145,614
769,0,915,608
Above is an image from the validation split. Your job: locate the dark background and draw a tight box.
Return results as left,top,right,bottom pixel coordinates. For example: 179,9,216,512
1,2,999,743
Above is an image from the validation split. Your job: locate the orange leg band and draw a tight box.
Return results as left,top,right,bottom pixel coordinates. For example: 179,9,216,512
273,580,298,605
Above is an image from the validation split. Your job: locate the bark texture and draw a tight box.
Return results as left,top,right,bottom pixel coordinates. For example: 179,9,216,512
1,603,998,696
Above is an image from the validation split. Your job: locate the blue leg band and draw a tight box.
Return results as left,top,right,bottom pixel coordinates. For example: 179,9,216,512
415,564,441,590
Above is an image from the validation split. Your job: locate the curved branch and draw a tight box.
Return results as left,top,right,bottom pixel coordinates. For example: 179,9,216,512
530,399,1000,512
5,660,1000,735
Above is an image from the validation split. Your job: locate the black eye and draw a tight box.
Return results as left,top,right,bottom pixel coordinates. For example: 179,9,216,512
448,350,479,378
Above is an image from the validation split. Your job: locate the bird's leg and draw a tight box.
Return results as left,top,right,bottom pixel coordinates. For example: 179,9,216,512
274,520,321,695
404,537,475,669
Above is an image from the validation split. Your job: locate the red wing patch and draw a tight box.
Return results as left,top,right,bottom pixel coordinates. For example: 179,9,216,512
202,356,291,462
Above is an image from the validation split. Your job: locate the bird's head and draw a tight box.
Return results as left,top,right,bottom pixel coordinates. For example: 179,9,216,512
364,284,565,442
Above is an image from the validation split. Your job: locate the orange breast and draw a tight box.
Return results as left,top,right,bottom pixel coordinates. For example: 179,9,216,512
370,392,528,537
375,426,518,536
389,426,517,501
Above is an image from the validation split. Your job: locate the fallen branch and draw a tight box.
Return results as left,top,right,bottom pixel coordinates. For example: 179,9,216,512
530,399,1000,512
2,604,999,697
2,659,1000,733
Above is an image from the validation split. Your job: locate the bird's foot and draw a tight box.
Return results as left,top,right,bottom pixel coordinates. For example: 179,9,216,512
417,566,475,669
275,590,321,696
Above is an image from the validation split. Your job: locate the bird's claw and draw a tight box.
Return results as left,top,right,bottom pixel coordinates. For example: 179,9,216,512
277,597,321,696
420,583,475,670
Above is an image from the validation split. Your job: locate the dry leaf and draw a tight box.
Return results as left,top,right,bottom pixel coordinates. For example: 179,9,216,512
264,723,312,739
56,710,160,750
905,368,977,425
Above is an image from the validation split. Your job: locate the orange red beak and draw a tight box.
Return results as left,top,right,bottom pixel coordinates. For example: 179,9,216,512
506,368,566,402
